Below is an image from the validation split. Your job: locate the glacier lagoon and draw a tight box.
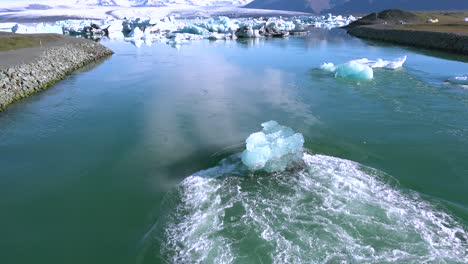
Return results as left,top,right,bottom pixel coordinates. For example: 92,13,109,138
0,29,468,263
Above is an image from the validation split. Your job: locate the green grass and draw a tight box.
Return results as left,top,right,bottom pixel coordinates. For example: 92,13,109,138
0,33,63,51
414,11,468,24
395,11,468,34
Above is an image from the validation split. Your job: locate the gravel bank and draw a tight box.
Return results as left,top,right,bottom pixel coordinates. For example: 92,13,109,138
348,25,468,55
0,35,113,110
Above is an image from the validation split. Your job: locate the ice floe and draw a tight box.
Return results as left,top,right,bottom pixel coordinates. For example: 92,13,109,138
0,13,358,47
320,62,337,72
241,121,304,173
335,61,374,80
352,56,407,69
320,56,407,80
447,75,468,86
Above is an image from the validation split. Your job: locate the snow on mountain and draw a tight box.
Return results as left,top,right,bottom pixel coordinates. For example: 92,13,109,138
73,0,253,6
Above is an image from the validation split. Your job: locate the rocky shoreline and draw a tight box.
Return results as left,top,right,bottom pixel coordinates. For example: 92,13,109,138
0,38,113,110
348,25,468,55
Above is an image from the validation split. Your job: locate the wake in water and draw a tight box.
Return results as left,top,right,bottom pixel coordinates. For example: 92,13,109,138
149,122,468,263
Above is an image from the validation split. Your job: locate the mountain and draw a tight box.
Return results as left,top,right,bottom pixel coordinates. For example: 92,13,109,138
244,0,468,14
245,0,349,14
327,0,468,14
73,0,253,6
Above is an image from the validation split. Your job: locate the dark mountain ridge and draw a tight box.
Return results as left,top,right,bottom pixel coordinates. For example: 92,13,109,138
245,0,468,14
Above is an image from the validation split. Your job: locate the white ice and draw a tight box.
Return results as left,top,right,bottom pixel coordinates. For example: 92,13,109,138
241,121,304,173
0,5,358,48
352,56,407,69
447,75,468,85
320,62,336,72
320,56,407,80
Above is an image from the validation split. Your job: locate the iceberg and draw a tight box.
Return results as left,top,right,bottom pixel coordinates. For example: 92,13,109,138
447,75,468,85
10,23,63,34
320,56,407,80
196,16,239,33
0,14,359,48
127,27,144,39
241,121,304,173
320,62,336,72
181,25,209,35
0,22,17,32
352,56,407,69
335,61,374,80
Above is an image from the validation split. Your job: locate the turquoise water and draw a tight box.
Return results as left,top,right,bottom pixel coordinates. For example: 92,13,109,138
0,29,467,263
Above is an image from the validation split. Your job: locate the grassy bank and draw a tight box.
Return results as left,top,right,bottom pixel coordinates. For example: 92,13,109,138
0,33,113,110
346,10,468,54
0,32,65,51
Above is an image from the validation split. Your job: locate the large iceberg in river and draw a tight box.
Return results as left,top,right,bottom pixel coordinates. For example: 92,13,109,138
241,121,304,173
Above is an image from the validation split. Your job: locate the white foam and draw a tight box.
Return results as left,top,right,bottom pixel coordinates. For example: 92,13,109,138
160,153,468,263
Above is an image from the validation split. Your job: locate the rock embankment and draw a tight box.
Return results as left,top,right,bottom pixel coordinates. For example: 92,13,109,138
0,39,113,110
344,9,468,55
348,25,468,55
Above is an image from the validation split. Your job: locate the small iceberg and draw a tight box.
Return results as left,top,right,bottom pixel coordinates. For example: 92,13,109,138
320,56,407,80
320,62,337,72
447,75,468,86
352,56,407,69
335,61,374,80
241,121,304,173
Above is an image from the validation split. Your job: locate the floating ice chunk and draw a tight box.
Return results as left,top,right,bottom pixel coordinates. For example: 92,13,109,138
196,16,239,33
335,61,374,80
321,56,406,80
105,20,123,34
241,121,304,173
208,32,228,40
320,62,336,72
0,22,17,32
122,17,152,34
11,23,62,34
265,18,295,31
181,25,209,35
132,39,144,48
128,27,144,39
352,56,407,69
447,75,468,85
465,17,468,22
166,33,204,45
108,31,124,40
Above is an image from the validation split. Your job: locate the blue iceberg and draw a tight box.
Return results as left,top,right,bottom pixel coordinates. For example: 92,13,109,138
241,121,304,173
335,61,374,80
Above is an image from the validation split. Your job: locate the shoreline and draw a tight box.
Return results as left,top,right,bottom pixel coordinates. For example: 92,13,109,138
344,10,468,55
347,25,468,55
0,34,113,110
